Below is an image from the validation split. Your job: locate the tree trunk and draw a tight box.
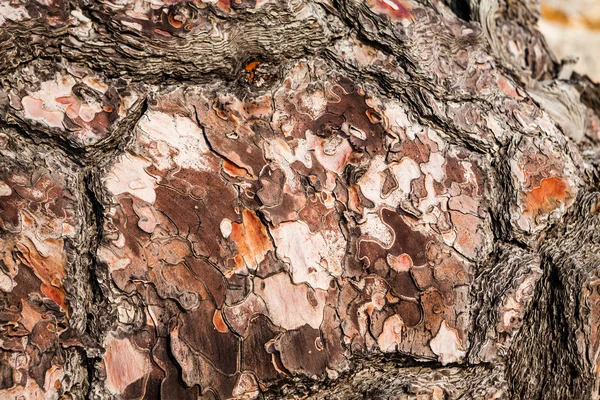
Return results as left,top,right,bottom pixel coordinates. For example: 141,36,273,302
1,0,599,399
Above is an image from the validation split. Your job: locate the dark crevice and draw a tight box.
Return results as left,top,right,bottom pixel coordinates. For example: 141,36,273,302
506,255,573,399
84,351,100,400
446,0,471,22
506,192,600,399
81,171,109,399
83,172,106,318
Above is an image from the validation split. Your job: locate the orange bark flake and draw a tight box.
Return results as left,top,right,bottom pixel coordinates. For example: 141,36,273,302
245,60,261,83
222,160,249,178
168,14,184,29
524,177,572,217
245,60,261,72
348,185,363,214
41,284,67,310
230,209,273,272
213,309,229,333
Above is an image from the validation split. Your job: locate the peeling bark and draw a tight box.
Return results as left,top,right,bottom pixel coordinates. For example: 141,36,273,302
1,0,600,399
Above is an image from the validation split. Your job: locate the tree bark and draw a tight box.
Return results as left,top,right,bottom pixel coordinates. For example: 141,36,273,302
0,0,599,399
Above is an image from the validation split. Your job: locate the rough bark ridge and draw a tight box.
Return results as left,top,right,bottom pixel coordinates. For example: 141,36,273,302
1,0,600,399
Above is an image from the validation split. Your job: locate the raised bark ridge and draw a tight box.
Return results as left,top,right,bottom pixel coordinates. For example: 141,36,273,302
0,0,599,399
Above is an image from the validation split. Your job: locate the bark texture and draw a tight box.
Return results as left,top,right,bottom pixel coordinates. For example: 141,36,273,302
0,0,599,399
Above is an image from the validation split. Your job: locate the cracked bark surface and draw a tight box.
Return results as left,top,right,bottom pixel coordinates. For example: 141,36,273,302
1,0,600,399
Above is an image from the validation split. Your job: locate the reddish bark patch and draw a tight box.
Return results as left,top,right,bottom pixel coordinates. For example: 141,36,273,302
41,284,66,310
222,160,249,178
230,209,273,271
213,309,229,333
367,0,414,22
524,177,572,217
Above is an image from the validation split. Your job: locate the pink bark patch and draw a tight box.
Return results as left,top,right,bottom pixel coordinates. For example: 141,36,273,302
367,0,414,21
22,97,64,128
103,336,149,395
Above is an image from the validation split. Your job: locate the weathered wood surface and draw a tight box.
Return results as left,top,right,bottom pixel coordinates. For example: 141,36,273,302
0,0,600,399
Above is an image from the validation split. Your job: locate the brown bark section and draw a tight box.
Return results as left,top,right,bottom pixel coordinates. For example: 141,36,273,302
0,0,599,399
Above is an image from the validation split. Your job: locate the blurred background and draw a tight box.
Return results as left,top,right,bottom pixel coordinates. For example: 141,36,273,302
540,0,600,82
